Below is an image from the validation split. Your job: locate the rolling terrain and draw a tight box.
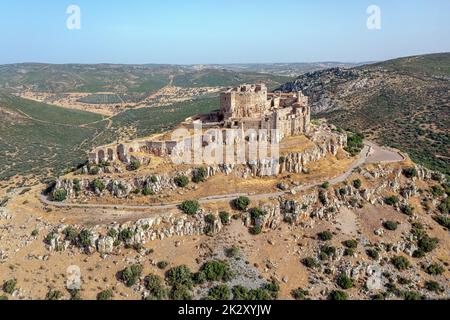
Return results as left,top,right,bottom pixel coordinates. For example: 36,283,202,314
279,53,450,175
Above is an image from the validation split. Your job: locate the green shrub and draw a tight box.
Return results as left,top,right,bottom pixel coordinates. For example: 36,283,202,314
384,196,398,206
424,281,442,293
418,235,439,253
53,189,67,202
142,187,154,196
192,167,207,183
319,190,328,205
207,285,231,300
246,288,272,300
291,288,309,300
232,286,250,300
97,289,113,300
321,182,330,189
63,226,78,243
329,290,348,300
2,279,17,294
166,265,193,289
262,279,280,300
73,179,81,192
430,186,444,197
31,229,39,237
157,261,169,270
129,159,141,171
92,179,105,192
318,231,333,241
46,290,63,300
219,211,230,225
321,245,336,259
0,295,8,300
437,198,450,214
344,248,355,256
174,176,189,188
402,168,418,179
402,291,423,300
353,179,362,189
233,196,250,211
169,284,193,300
107,228,118,239
424,263,445,275
78,229,93,247
179,200,200,215
250,207,267,220
400,204,414,216
366,249,380,260
301,257,318,269
225,246,240,258
144,274,167,300
342,240,358,249
119,228,134,242
344,132,364,157
199,260,233,282
434,215,450,229
336,273,354,289
383,221,398,231
119,264,143,287
250,225,262,235
391,256,410,271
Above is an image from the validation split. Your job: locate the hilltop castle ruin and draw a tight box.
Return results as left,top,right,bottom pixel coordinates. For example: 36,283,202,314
88,84,311,165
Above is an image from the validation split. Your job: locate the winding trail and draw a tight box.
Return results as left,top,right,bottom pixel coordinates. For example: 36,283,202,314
40,142,404,211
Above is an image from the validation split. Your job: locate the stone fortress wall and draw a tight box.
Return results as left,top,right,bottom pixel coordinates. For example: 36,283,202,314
89,83,311,165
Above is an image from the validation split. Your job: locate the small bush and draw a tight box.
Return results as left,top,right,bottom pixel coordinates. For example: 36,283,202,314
170,284,193,300
219,211,230,225
425,281,442,293
129,159,141,171
174,176,189,188
291,288,309,300
342,240,358,249
119,228,134,242
301,257,318,269
157,261,169,270
321,182,330,189
434,215,450,229
63,226,78,243
31,229,39,237
400,204,414,216
336,273,354,289
402,168,418,179
92,179,105,192
366,249,380,260
78,229,93,247
233,196,250,211
321,245,336,259
225,246,240,258
119,264,143,287
144,274,167,300
192,167,207,183
142,187,154,196
250,225,262,235
329,290,348,300
46,290,63,300
391,256,410,271
402,291,423,301
2,279,17,294
250,207,267,220
383,221,398,231
438,198,450,214
424,263,445,275
344,248,355,256
166,265,193,289
318,231,333,241
53,189,67,202
97,289,113,300
418,235,439,253
179,200,200,215
384,196,398,206
207,285,231,300
199,260,233,282
353,179,362,189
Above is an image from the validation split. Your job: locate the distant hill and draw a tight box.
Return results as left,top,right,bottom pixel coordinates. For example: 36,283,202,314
278,53,450,175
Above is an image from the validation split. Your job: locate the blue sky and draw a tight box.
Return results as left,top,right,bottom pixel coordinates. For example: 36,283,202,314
0,0,449,64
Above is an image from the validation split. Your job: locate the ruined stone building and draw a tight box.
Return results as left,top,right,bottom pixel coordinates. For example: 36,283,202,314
89,83,311,165
219,83,311,140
